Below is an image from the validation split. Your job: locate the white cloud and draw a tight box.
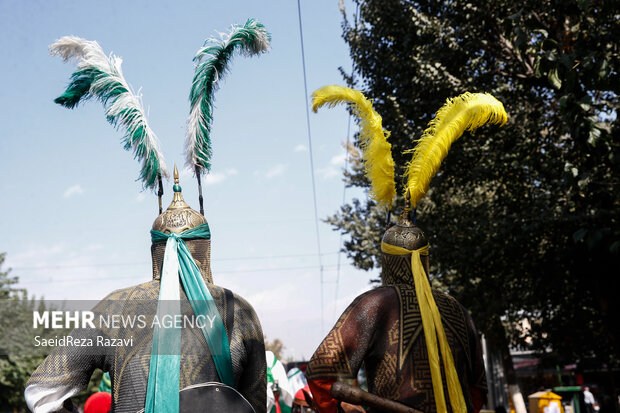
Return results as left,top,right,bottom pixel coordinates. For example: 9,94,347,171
63,184,84,198
6,243,117,300
177,167,239,186
84,244,104,252
317,166,340,179
205,168,238,186
294,144,307,152
205,173,227,185
316,152,348,179
135,193,147,202
174,167,237,186
10,244,66,262
179,167,193,180
247,283,311,315
330,152,347,166
265,164,287,179
328,286,371,318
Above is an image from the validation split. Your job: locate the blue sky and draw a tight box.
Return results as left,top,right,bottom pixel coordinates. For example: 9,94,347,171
0,0,377,359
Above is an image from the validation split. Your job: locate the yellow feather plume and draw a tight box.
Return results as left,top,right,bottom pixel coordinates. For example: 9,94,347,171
312,85,396,208
405,92,507,207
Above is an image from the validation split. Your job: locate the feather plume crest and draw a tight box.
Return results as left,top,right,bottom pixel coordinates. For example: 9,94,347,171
405,92,507,207
50,36,169,190
312,85,396,208
185,18,271,175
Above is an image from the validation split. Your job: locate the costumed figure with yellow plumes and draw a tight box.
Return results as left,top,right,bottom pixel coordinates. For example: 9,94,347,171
304,86,508,413
25,19,271,413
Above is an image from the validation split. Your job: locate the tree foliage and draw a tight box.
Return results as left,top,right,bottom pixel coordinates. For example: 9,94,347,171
0,254,42,410
330,0,619,364
0,253,113,411
265,336,286,361
0,254,61,411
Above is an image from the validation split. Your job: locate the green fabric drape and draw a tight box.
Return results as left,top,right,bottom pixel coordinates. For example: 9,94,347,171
145,223,233,413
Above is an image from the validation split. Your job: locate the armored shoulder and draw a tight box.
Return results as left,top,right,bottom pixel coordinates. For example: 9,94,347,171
355,286,398,305
229,290,263,340
98,280,161,301
350,286,399,316
431,289,468,326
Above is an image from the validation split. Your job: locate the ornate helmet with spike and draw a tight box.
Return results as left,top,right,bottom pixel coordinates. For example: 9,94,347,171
380,192,430,285
150,166,213,282
313,86,507,413
381,91,507,282
312,86,507,282
48,22,271,413
50,21,271,285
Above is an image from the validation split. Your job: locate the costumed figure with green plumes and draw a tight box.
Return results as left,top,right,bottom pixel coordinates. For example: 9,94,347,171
304,86,508,413
25,19,271,413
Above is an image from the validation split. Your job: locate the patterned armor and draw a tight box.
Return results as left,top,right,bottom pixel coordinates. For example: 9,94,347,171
25,171,267,413
306,214,487,413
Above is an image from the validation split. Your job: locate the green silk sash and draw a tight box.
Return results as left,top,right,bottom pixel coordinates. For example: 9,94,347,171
145,223,234,413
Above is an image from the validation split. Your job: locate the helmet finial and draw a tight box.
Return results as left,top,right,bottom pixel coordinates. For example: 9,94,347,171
173,165,182,193
403,189,412,216
152,164,206,234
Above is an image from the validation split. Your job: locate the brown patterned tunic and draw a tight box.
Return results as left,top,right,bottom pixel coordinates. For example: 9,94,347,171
306,259,486,413
25,279,267,413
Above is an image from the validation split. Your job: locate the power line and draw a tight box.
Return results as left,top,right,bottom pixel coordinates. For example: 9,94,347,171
334,107,352,319
18,264,342,285
10,252,340,271
334,2,360,321
297,0,325,333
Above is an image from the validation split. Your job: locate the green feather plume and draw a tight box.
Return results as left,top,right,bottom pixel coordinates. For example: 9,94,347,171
186,19,270,174
50,36,169,190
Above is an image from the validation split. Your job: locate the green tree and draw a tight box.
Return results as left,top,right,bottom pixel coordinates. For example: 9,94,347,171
0,254,60,411
0,254,41,410
0,252,20,300
330,0,619,371
265,336,286,361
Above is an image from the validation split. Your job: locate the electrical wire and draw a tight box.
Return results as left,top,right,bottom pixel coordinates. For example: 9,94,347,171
334,1,360,321
297,0,325,333
17,264,342,285
11,252,340,271
333,115,352,319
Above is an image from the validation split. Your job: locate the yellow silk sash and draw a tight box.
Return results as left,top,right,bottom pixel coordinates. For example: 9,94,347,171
381,241,466,413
